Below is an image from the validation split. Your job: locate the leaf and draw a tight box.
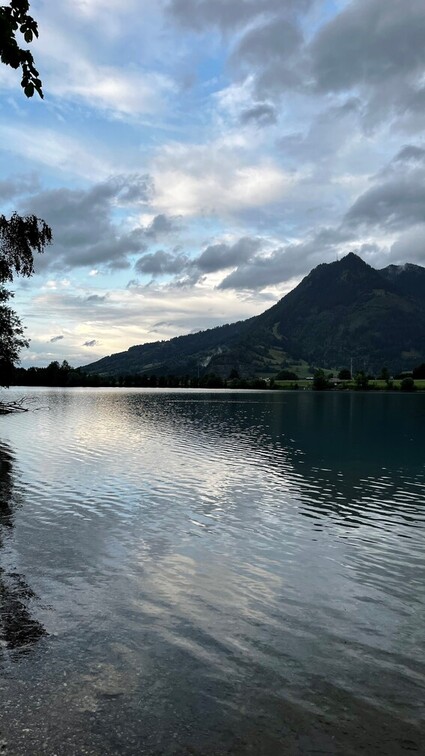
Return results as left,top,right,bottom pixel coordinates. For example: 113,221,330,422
24,82,34,97
24,30,33,43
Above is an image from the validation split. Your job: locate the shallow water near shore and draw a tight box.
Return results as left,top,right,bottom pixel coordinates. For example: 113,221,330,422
0,387,424,755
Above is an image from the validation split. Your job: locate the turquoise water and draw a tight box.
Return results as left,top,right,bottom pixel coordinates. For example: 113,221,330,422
0,388,424,754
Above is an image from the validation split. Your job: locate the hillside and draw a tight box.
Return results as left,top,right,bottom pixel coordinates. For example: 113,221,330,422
83,254,425,378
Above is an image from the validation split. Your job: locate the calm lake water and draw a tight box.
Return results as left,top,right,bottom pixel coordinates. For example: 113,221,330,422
0,388,424,755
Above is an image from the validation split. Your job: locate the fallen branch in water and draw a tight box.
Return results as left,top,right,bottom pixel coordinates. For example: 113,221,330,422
0,398,29,415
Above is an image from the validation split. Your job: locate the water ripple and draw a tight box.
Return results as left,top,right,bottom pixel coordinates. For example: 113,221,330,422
0,388,424,754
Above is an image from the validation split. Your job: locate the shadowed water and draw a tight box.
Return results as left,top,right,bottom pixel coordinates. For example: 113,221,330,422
0,388,424,755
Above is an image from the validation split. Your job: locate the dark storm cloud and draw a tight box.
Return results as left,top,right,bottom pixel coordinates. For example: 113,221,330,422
49,335,64,343
239,103,277,127
20,176,182,272
167,0,313,31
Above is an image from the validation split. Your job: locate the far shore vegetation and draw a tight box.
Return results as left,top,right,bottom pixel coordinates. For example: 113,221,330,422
3,360,425,393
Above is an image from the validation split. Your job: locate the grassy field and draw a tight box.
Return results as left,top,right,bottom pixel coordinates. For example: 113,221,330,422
275,379,425,391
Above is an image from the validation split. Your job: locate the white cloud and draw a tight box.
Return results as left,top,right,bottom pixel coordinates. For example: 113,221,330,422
151,140,292,216
31,12,175,119
71,0,139,18
0,123,115,180
48,61,174,119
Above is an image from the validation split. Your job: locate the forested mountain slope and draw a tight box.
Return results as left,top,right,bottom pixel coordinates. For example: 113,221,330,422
83,254,425,377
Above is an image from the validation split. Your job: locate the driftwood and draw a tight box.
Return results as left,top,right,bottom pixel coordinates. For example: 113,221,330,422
0,398,29,415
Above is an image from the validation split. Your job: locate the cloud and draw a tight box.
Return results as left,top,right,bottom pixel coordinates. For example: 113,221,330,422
0,175,40,201
239,103,277,127
21,175,154,272
236,17,301,65
218,227,352,290
143,213,182,238
232,17,304,98
312,0,425,93
393,145,425,164
167,0,313,31
0,124,115,182
49,62,173,119
310,0,425,127
388,226,425,266
133,235,266,282
183,0,425,133
134,249,190,276
35,11,175,120
85,294,108,303
83,340,98,347
6,0,425,368
23,281,266,367
50,335,64,343
278,99,361,165
151,140,291,217
345,163,425,230
196,236,262,273
218,248,290,290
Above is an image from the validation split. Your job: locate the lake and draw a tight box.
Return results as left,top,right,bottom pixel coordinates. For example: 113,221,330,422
0,388,424,755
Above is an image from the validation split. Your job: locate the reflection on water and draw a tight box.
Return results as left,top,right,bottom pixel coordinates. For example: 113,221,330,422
0,388,424,755
0,444,46,653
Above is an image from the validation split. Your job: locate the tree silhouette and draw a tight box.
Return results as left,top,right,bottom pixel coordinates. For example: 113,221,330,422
0,0,43,97
0,3,51,385
1,213,52,381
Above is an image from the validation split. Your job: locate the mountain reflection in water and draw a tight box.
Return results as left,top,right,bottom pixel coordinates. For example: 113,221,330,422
0,388,424,756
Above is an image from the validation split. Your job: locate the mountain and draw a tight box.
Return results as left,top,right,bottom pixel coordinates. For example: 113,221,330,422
83,254,425,377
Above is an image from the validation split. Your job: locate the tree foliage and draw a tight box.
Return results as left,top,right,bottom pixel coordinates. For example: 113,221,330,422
338,368,351,380
0,3,50,386
354,371,369,390
400,377,416,392
0,214,52,382
0,287,28,367
0,0,43,97
0,212,51,281
312,369,330,390
412,363,425,379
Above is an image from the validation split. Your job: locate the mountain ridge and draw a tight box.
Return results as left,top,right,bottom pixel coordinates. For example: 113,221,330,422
83,254,425,377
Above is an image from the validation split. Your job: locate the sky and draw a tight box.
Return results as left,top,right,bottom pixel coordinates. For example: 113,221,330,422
2,0,425,367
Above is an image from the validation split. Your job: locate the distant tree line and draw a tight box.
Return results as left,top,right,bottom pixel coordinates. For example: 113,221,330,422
312,367,420,392
4,361,277,390
5,359,425,392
